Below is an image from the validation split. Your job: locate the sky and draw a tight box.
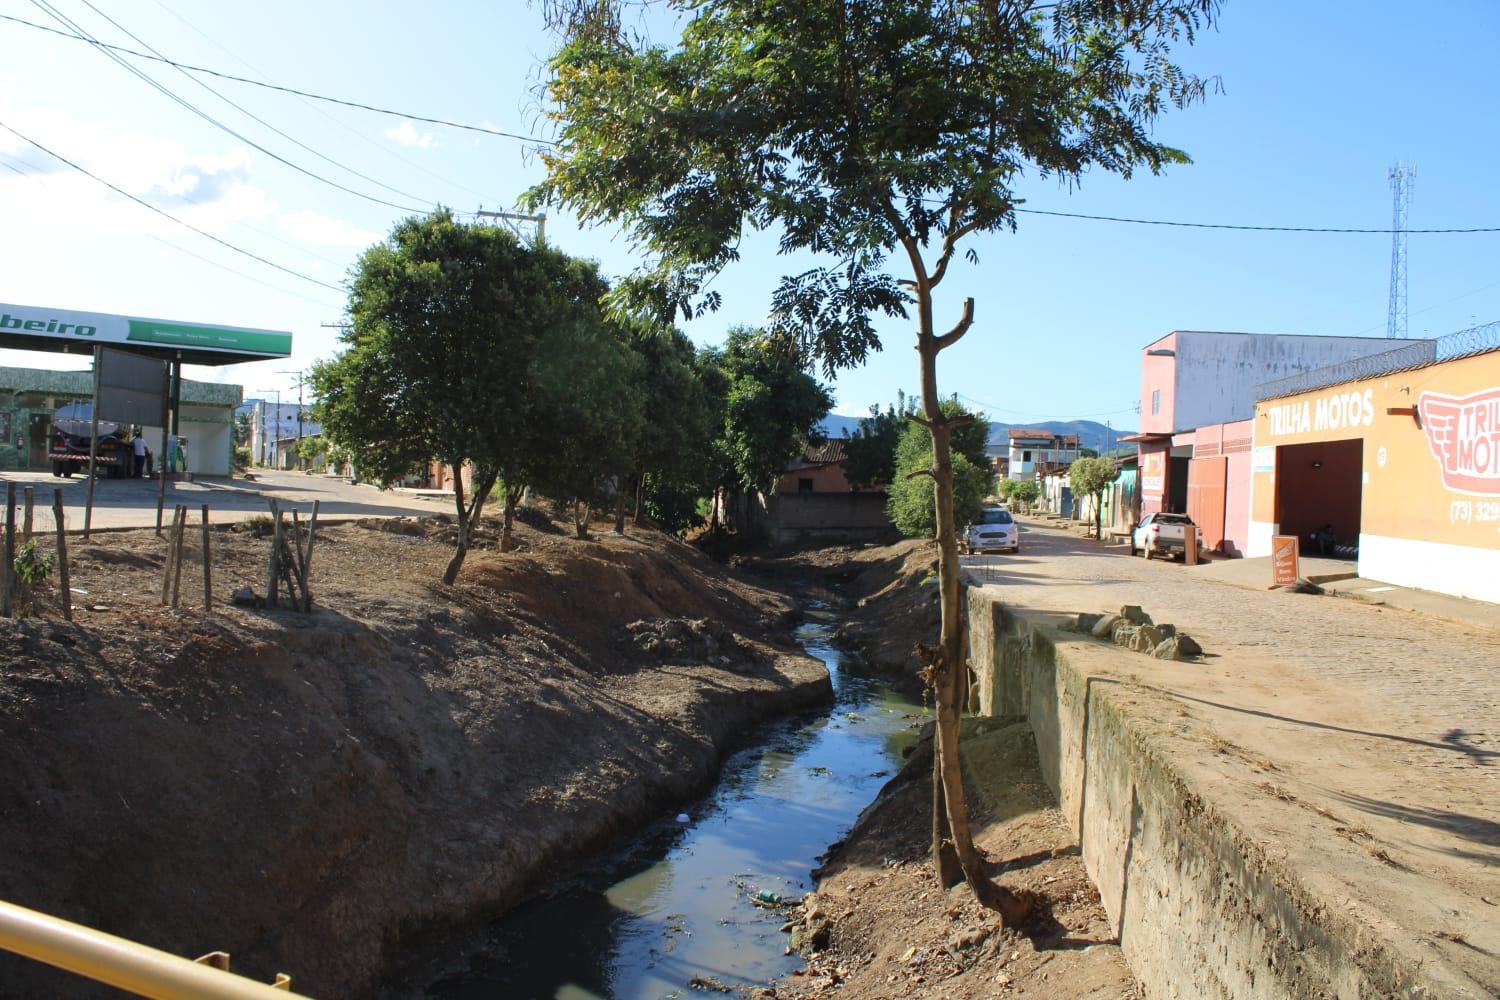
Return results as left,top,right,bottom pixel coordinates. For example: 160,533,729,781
1,0,1497,429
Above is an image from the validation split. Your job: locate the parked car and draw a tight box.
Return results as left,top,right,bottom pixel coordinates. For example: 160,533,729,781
1131,512,1196,560
964,507,1019,554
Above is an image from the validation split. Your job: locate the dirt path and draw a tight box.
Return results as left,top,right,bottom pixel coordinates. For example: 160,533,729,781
0,511,829,997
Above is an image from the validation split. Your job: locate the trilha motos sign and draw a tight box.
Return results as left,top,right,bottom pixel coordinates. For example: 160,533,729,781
1419,387,1500,495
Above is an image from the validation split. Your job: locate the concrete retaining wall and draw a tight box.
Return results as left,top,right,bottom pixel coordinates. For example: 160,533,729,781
967,590,1464,999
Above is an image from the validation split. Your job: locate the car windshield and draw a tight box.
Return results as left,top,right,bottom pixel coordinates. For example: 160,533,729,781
978,509,1013,525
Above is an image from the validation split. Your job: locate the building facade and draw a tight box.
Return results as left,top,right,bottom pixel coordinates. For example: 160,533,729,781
243,399,320,468
0,366,241,477
1132,330,1421,556
1006,429,1081,481
1248,342,1500,603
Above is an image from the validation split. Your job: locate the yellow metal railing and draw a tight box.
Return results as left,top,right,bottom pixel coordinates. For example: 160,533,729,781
0,899,308,998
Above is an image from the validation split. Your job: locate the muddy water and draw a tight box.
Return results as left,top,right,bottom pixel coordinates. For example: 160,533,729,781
424,605,928,999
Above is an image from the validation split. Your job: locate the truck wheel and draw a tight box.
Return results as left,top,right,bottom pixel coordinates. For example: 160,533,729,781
51,461,61,477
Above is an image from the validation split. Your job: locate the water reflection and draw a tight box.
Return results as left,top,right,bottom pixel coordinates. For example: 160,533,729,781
423,618,927,1000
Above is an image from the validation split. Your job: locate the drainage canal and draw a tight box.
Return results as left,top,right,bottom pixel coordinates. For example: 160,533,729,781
421,604,927,999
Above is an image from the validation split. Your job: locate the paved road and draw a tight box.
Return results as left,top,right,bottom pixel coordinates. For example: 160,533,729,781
0,469,445,531
962,516,1499,934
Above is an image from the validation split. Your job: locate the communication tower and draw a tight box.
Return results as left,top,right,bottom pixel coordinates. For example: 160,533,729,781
1387,164,1414,339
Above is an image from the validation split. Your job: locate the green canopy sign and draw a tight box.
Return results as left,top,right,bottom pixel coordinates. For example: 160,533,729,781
0,301,292,365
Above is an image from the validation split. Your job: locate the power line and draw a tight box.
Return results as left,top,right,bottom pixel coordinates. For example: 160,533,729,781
952,391,1138,421
0,12,556,146
28,0,427,214
1011,205,1500,234
145,0,492,202
0,117,343,292
74,0,434,207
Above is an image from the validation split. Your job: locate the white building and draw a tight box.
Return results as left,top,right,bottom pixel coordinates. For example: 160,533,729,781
243,399,319,468
1006,428,1081,480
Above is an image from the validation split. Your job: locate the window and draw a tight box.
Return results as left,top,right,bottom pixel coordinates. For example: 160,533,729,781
1022,450,1032,462
1151,389,1160,416
798,477,814,495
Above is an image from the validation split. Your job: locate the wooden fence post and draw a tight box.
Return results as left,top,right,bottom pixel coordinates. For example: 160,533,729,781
301,500,320,612
53,490,71,622
171,505,187,609
201,505,212,612
161,505,183,605
22,487,33,544
265,500,282,608
2,483,14,618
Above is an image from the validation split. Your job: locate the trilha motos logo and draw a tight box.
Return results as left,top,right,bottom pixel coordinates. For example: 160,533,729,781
0,313,98,336
1419,387,1500,495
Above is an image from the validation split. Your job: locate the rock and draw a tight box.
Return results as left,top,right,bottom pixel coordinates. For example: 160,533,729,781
1176,634,1204,657
1119,604,1153,625
231,586,259,607
1090,614,1121,638
1151,637,1181,660
1129,629,1157,653
1076,612,1104,633
1112,623,1136,646
1157,623,1177,638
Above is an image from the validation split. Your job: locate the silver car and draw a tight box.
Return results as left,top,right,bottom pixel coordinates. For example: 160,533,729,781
965,507,1019,554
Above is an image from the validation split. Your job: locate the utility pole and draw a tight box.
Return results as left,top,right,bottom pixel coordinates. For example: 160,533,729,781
474,209,547,243
277,370,307,467
257,388,281,469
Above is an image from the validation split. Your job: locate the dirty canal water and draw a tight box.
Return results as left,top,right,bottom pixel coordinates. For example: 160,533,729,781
424,605,928,999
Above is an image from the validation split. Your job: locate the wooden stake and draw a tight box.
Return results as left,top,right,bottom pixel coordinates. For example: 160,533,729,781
22,487,33,544
53,489,71,622
162,504,183,605
301,500,320,612
201,504,212,612
2,483,14,618
171,504,186,609
265,500,282,608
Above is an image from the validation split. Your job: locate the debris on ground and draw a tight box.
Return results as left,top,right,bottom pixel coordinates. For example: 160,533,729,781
1071,605,1206,660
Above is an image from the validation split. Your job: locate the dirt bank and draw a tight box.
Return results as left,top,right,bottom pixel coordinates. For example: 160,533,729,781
0,510,829,997
776,720,1138,999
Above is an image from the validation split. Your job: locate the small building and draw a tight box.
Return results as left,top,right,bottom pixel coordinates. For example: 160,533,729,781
765,440,892,545
0,365,242,477
1007,429,1081,481
1132,330,1422,556
242,399,320,468
1247,327,1500,602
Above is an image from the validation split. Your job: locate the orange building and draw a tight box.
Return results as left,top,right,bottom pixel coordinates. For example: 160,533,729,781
1248,332,1500,602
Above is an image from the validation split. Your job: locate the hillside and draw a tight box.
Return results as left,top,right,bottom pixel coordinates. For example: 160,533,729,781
821,414,1134,453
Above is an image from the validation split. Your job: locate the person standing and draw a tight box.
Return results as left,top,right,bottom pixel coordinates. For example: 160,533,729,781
132,430,147,478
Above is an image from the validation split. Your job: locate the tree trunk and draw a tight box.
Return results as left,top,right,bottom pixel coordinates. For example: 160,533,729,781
613,475,627,534
916,286,1034,924
574,500,590,539
500,486,522,553
633,475,649,528
1096,488,1104,540
442,463,469,585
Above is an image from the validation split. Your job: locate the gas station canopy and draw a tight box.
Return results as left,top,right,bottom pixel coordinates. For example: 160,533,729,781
0,301,292,367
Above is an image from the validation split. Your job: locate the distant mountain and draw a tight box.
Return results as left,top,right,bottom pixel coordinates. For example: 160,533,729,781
820,414,1133,454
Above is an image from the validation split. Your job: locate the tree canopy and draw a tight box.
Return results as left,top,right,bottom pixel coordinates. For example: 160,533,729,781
887,419,991,538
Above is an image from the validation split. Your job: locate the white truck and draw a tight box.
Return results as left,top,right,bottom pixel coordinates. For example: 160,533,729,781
1130,512,1197,560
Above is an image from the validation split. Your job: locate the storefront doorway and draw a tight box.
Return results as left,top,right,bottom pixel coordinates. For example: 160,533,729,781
1275,438,1363,557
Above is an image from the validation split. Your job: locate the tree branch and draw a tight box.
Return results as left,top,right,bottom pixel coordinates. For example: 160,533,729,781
934,298,975,352
905,468,936,481
928,202,978,290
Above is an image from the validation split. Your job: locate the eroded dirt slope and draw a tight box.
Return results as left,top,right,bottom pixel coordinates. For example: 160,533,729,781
0,510,829,997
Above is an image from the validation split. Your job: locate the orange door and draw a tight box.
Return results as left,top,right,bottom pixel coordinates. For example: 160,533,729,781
1187,456,1228,552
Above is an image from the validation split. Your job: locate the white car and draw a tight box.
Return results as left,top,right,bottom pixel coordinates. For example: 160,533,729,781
1131,512,1196,560
965,507,1020,554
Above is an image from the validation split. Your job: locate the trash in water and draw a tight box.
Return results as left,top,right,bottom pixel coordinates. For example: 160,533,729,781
675,813,690,823
750,889,784,907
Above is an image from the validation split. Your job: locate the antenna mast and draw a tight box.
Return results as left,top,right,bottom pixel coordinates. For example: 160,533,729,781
1387,164,1414,339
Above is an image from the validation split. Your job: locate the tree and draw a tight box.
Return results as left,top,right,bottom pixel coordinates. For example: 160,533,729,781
888,420,989,537
842,394,913,490
531,0,1220,916
700,328,833,534
312,210,590,583
1068,455,1117,540
1010,478,1041,512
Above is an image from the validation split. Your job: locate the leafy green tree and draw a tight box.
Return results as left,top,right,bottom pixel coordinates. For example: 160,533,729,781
887,421,989,538
842,393,913,490
1010,478,1040,512
699,328,833,534
312,210,589,583
531,0,1220,914
1068,455,1117,540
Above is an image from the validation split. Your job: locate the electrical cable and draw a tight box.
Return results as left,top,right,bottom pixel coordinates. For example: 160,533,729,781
0,12,557,145
0,117,344,292
29,0,427,214
74,0,435,207
1009,206,1500,235
145,0,492,201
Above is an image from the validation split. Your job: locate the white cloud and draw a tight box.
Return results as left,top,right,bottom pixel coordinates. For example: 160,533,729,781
384,121,434,149
277,210,381,249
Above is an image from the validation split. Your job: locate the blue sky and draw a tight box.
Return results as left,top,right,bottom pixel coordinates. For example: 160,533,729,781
0,0,1496,427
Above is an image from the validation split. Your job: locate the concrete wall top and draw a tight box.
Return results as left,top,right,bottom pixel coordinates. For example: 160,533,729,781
1171,332,1395,432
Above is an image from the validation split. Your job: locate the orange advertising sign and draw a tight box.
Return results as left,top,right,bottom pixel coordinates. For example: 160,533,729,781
1418,387,1500,495
1271,535,1299,586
